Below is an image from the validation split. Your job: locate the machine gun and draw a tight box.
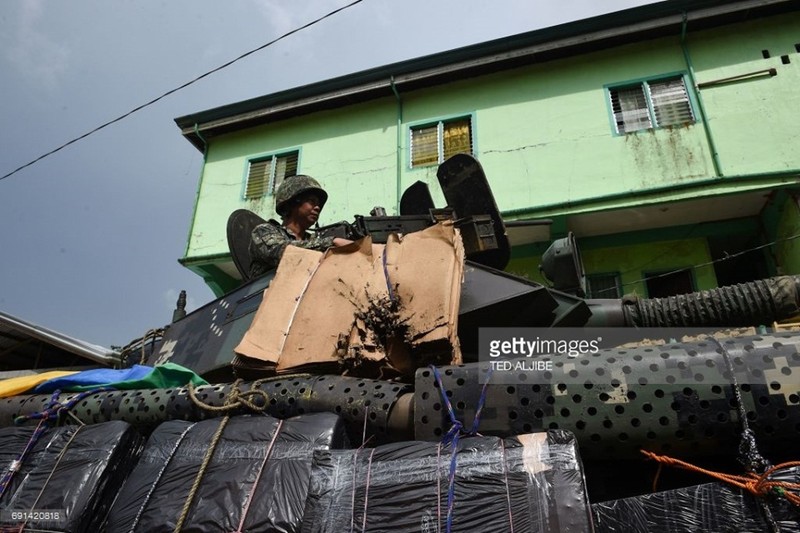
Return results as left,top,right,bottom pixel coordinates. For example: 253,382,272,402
313,154,511,270
314,206,500,262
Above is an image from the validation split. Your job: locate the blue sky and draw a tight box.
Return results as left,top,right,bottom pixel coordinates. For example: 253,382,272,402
0,0,655,348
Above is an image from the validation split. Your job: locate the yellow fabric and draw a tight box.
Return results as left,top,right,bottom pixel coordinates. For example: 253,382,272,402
0,371,79,398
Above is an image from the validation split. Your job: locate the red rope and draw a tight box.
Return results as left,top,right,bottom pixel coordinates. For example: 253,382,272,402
233,419,284,533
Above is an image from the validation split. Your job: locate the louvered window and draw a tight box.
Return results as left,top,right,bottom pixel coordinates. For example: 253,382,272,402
410,117,473,168
244,151,298,199
609,76,694,134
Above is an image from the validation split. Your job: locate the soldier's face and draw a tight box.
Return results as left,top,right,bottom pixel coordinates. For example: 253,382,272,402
291,194,322,229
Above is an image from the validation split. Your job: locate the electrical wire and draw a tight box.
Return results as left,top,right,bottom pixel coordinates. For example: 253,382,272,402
589,230,800,297
6,0,789,297
0,0,365,183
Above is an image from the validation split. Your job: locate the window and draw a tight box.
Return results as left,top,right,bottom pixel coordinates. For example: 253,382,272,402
586,273,622,298
608,76,695,134
410,117,473,168
244,151,298,199
645,269,694,298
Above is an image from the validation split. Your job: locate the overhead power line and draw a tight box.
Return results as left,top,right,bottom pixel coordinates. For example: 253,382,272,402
0,0,365,183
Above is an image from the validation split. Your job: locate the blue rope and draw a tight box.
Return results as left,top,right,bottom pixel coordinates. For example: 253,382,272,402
429,365,493,533
0,418,48,499
469,369,493,435
2,387,109,500
14,387,111,425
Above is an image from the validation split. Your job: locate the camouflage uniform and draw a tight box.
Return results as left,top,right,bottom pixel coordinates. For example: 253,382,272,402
249,220,335,277
248,175,333,277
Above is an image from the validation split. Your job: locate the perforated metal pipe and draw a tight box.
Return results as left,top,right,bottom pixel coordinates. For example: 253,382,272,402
4,336,799,461
0,375,412,445
414,333,800,460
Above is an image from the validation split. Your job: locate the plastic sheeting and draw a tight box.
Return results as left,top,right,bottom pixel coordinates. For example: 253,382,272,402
592,466,800,533
301,430,592,533
0,420,144,532
107,412,348,532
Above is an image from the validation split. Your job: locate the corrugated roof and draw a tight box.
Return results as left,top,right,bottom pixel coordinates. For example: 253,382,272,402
0,310,119,370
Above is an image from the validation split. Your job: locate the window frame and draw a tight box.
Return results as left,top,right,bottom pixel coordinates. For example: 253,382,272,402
605,73,696,136
586,272,623,299
643,267,696,299
242,148,301,200
408,114,476,169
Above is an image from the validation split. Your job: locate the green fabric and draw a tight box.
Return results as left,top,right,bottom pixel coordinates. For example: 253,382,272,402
71,362,208,391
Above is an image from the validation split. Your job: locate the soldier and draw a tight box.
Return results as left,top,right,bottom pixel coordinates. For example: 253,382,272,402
249,175,352,277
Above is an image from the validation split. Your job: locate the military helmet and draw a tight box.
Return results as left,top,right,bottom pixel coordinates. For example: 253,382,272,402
275,175,328,217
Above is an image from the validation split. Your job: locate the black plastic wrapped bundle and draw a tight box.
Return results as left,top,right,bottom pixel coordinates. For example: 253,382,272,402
0,420,144,532
106,412,348,532
591,465,800,533
301,430,591,533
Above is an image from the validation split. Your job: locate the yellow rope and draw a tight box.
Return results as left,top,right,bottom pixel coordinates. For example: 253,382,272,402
172,416,229,533
115,328,165,366
172,380,271,532
21,426,84,531
187,379,269,414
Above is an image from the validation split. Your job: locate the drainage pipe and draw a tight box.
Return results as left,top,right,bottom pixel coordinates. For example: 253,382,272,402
681,13,723,178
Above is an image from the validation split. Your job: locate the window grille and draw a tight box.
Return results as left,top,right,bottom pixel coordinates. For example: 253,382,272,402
609,76,694,134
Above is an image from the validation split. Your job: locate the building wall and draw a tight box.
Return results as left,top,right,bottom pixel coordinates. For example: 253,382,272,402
189,100,399,261
184,11,800,291
507,235,718,297
776,194,800,275
584,237,718,297
690,15,800,176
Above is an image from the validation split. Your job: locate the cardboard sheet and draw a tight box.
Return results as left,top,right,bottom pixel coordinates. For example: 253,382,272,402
235,222,463,376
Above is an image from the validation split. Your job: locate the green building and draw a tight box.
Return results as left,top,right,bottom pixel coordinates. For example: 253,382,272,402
176,0,800,299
